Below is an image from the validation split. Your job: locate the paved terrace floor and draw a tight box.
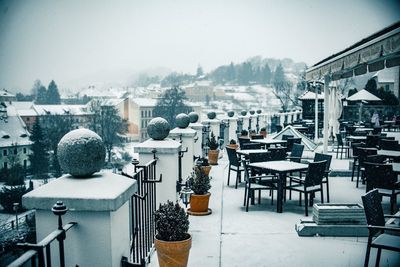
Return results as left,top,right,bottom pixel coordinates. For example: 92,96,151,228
149,147,400,267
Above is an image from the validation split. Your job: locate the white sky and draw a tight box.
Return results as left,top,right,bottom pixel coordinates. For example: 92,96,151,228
0,0,399,91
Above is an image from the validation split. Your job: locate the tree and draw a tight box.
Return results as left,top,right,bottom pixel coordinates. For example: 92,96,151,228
35,85,47,104
153,86,193,128
47,80,61,104
31,79,42,99
196,65,204,77
98,105,128,162
29,120,48,178
261,64,272,84
273,64,295,112
365,78,377,94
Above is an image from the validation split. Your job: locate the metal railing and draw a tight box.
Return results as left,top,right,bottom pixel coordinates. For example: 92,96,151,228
124,156,161,266
7,201,77,267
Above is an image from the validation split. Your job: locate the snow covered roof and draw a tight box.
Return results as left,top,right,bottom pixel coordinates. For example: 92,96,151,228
0,115,32,148
11,101,34,110
298,91,324,100
0,89,15,98
225,92,256,101
100,98,125,107
17,109,38,116
33,104,90,116
131,98,158,107
273,126,318,151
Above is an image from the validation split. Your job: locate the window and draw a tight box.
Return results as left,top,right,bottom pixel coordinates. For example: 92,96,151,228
3,150,7,156
3,162,7,169
24,160,27,169
385,85,390,91
26,117,30,121
23,148,27,154
13,148,17,155
141,110,144,118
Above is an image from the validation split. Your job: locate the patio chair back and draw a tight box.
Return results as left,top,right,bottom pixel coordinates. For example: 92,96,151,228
314,153,332,172
249,152,272,163
361,189,385,234
358,148,378,167
364,162,397,192
289,143,304,163
336,134,346,146
304,160,327,187
269,147,287,161
364,154,386,164
366,135,379,148
380,139,400,151
241,143,262,150
238,137,251,147
286,137,301,153
352,142,366,158
226,146,241,167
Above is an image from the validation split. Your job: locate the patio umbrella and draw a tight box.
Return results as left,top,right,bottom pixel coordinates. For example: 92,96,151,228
328,86,343,137
346,89,381,122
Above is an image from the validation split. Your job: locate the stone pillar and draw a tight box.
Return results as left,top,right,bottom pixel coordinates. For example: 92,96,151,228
134,117,182,206
189,122,203,158
188,112,203,159
202,119,220,139
239,115,249,132
169,127,196,181
227,117,238,142
23,129,136,267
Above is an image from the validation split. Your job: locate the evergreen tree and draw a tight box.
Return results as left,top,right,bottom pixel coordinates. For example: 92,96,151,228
261,64,272,84
31,79,42,99
47,80,61,104
196,65,204,77
365,78,377,94
35,85,48,104
227,62,236,82
29,120,48,177
153,86,193,128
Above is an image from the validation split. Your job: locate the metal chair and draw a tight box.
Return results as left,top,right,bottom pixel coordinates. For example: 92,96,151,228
314,153,332,203
285,160,327,216
238,137,251,148
379,139,400,151
241,143,262,150
242,160,277,212
361,189,400,267
285,137,301,153
269,147,287,161
364,162,400,214
357,148,378,188
286,143,304,163
335,134,350,159
226,146,244,189
250,134,264,140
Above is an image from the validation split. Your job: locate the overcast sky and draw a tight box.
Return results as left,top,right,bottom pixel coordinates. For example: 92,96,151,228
0,0,399,91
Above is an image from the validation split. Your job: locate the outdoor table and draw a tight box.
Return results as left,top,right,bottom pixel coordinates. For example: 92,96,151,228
354,128,373,133
249,160,308,213
236,149,269,157
250,139,287,148
391,162,400,174
346,135,367,141
377,149,400,159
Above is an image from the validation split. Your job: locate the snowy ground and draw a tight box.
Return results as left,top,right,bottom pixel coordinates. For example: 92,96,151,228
148,149,400,267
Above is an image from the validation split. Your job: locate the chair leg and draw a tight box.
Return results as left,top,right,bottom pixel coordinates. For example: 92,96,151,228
326,177,330,203
364,237,372,267
336,146,339,159
258,190,261,204
304,193,308,216
356,165,361,188
271,190,274,205
243,185,247,206
351,160,356,182
235,169,239,189
320,188,324,204
299,192,302,206
227,164,231,186
375,248,382,267
246,189,251,212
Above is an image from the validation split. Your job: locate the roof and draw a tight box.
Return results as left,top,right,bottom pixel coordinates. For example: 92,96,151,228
298,91,324,100
306,21,400,80
131,98,158,107
273,126,318,151
0,89,15,98
0,115,32,147
100,98,125,107
33,104,91,116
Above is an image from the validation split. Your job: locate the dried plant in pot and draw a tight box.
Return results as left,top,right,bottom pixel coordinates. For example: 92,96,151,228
207,131,219,165
154,201,191,267
196,157,211,176
227,139,238,150
187,167,212,215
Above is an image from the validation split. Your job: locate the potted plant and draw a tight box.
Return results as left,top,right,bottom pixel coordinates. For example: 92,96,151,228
260,127,267,137
188,167,212,214
207,131,219,165
196,157,211,175
249,129,256,138
240,129,249,138
154,201,191,267
227,139,238,150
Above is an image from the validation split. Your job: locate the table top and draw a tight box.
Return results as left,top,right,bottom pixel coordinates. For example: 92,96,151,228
392,163,400,173
377,150,400,158
250,139,287,145
346,135,367,140
236,149,269,156
355,128,373,132
249,160,308,173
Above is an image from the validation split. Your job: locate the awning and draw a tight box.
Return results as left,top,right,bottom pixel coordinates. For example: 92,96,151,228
346,89,381,102
306,21,400,81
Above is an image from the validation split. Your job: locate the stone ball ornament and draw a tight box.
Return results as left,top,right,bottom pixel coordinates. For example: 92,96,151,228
241,111,247,116
57,129,106,177
227,111,234,117
188,112,199,123
207,111,216,120
147,117,171,140
176,113,190,128
250,110,255,115
257,109,262,114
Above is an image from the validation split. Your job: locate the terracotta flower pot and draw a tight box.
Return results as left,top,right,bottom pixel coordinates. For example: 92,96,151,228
190,192,211,213
200,165,211,176
260,131,267,138
155,234,192,267
208,149,219,165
